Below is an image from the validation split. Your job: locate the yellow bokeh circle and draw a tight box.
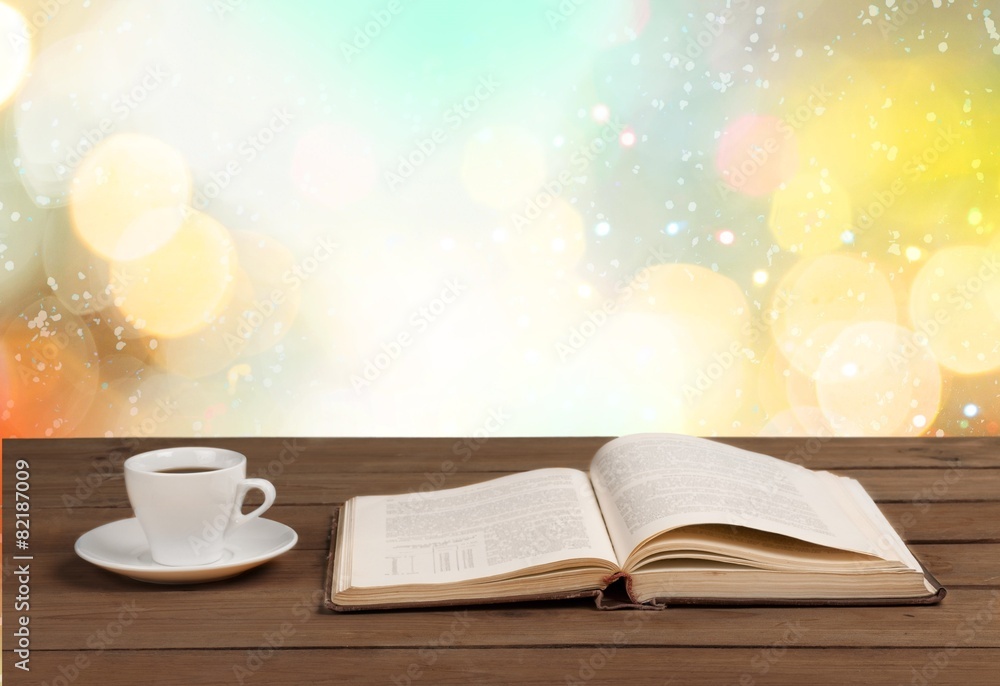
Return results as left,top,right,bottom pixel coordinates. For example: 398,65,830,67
504,197,586,271
909,244,1000,375
624,263,751,431
153,232,300,377
769,171,852,255
0,3,31,106
113,209,237,338
70,133,192,261
771,254,896,377
815,322,941,436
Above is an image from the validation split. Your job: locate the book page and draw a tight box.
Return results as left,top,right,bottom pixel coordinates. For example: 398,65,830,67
835,475,923,570
589,434,884,566
348,468,618,587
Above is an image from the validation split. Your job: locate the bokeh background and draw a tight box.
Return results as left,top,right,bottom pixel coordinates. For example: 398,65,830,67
1,0,998,439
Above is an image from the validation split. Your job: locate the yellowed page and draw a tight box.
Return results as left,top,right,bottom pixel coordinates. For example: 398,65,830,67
588,434,885,567
348,468,617,587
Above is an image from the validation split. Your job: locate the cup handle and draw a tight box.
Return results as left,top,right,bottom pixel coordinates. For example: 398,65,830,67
228,478,277,530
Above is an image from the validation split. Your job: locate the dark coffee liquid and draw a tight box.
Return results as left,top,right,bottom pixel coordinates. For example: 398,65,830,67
155,467,221,474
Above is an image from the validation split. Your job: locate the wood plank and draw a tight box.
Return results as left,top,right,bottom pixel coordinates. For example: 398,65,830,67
835,468,1000,502
911,544,1000,586
0,549,328,593
6,648,1000,686
7,437,998,512
712,436,1000,469
10,588,1000,651
8,501,998,557
5,437,999,494
6,444,1000,510
7,466,999,510
881,502,1000,543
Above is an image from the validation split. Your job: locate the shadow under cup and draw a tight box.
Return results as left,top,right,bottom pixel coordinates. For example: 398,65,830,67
124,447,276,567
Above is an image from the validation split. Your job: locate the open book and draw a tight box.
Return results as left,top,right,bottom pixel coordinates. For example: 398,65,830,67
325,434,945,611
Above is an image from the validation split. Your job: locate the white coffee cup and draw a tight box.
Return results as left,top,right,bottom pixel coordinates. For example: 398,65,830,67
124,447,276,566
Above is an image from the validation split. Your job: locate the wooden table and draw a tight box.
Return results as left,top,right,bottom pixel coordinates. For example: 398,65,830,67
3,437,998,685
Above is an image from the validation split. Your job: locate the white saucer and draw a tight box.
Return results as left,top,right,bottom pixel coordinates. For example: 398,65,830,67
74,517,298,584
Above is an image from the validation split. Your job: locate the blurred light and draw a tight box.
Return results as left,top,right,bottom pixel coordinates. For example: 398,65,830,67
11,26,185,208
113,209,237,338
769,172,852,255
2,296,99,436
292,124,377,209
42,211,116,316
910,246,1000,374
70,134,192,261
622,264,752,431
2,1,999,440
153,232,299,376
0,4,31,106
815,322,942,436
504,198,585,268
0,171,46,302
760,407,838,437
227,364,253,394
89,372,215,437
461,127,546,209
772,254,896,377
716,115,798,197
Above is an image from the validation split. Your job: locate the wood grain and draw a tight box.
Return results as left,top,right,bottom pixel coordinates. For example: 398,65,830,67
10,587,1000,650
5,500,998,558
6,435,999,477
8,649,1000,686
3,437,998,684
10,468,1000,508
